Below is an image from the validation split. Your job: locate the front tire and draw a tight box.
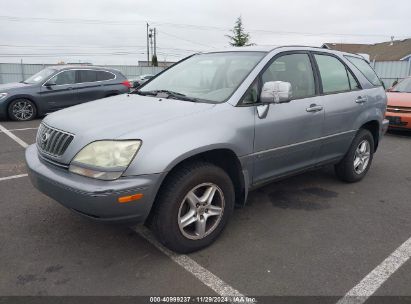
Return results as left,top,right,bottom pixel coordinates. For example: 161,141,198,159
150,162,235,253
335,129,374,183
8,98,37,121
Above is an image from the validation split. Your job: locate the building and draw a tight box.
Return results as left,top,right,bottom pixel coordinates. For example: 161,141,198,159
322,39,411,62
138,60,176,68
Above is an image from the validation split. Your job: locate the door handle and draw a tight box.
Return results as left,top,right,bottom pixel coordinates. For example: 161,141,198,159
355,96,368,103
306,104,323,113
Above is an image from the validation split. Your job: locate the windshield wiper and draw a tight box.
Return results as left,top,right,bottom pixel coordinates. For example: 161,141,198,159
135,90,199,102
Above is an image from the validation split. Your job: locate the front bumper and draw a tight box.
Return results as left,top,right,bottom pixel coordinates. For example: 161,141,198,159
385,113,411,130
25,144,164,223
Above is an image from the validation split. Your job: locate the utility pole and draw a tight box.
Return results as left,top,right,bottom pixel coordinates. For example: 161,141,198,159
146,22,150,66
154,28,157,57
149,28,154,61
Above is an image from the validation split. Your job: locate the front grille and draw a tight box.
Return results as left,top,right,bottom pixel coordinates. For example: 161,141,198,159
386,106,411,114
36,123,74,157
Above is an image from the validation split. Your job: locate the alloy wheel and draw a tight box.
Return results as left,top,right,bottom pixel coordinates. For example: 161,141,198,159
12,100,34,120
353,139,371,174
178,183,225,240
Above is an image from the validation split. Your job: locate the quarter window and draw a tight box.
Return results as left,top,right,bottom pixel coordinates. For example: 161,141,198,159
49,70,76,85
78,70,97,83
345,56,382,87
262,53,315,100
97,71,115,81
314,54,350,94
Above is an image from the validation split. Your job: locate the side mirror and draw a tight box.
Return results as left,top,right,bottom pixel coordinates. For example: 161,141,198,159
260,81,292,104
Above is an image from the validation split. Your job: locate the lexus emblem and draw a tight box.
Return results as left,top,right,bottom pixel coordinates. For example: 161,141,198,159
40,132,50,149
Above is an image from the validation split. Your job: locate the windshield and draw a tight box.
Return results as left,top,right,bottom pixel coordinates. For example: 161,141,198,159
139,52,265,103
392,78,411,93
24,68,56,84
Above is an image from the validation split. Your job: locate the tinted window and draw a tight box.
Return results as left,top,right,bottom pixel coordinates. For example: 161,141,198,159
97,71,115,81
78,70,97,83
345,56,382,86
50,70,76,85
314,54,350,93
242,80,259,104
262,53,315,99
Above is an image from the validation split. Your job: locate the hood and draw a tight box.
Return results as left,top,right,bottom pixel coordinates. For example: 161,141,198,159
0,82,32,92
43,94,216,139
386,92,411,107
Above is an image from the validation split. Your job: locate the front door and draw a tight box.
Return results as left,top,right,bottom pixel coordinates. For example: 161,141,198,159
253,52,324,184
40,70,77,110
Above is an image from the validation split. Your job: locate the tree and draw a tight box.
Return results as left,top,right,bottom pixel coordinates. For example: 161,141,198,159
152,54,158,67
226,16,253,47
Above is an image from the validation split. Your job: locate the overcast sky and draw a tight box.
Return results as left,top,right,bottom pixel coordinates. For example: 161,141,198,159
0,0,410,65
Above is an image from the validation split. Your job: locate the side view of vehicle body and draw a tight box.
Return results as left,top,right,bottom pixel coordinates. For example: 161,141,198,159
25,46,388,253
386,77,411,130
0,65,130,121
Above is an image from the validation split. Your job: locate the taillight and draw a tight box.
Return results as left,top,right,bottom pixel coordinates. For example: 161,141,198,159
121,80,131,88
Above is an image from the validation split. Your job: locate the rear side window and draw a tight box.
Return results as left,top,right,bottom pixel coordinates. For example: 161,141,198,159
97,71,115,81
262,53,316,99
314,54,350,94
78,70,97,83
345,56,382,86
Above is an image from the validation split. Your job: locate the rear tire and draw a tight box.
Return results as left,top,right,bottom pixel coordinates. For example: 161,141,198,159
335,129,374,183
150,162,235,253
8,98,37,121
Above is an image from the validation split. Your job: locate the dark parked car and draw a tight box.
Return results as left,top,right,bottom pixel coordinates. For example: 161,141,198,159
0,66,131,121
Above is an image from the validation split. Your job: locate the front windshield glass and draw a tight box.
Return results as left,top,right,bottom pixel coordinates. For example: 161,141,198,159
139,52,265,103
24,68,56,84
392,78,411,93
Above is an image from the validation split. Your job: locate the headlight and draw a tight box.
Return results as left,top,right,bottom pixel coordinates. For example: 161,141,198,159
69,140,141,180
0,93,8,100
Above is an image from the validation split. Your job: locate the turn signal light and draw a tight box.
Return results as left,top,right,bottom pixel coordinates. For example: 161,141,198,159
118,193,144,203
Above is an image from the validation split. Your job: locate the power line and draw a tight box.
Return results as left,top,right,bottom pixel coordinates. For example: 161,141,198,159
0,15,409,39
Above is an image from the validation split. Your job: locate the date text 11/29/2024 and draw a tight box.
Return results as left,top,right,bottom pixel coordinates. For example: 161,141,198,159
149,296,257,303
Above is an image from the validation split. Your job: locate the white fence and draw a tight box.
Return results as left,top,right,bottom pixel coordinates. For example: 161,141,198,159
0,63,165,84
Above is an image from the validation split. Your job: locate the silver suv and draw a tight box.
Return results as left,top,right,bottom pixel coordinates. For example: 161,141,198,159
26,46,389,253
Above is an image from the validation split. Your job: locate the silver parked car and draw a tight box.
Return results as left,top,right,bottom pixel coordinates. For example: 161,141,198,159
26,46,389,253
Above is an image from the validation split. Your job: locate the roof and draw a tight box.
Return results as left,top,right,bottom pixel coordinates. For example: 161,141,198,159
48,65,118,71
322,39,411,61
207,45,360,55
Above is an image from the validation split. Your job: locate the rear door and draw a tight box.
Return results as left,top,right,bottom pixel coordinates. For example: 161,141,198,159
253,52,325,184
311,52,363,163
40,70,77,110
75,70,113,103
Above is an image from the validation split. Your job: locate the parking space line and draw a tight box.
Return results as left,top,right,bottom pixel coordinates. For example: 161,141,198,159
134,226,244,297
337,236,411,304
0,173,28,182
0,127,38,132
0,124,29,148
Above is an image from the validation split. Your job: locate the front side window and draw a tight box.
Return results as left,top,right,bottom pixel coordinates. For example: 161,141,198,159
315,54,351,94
78,70,97,83
139,52,265,103
24,68,56,84
345,56,382,87
262,53,316,100
49,70,76,85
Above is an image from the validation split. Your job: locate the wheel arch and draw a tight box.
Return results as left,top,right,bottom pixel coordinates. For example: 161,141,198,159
360,120,380,152
147,148,248,225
